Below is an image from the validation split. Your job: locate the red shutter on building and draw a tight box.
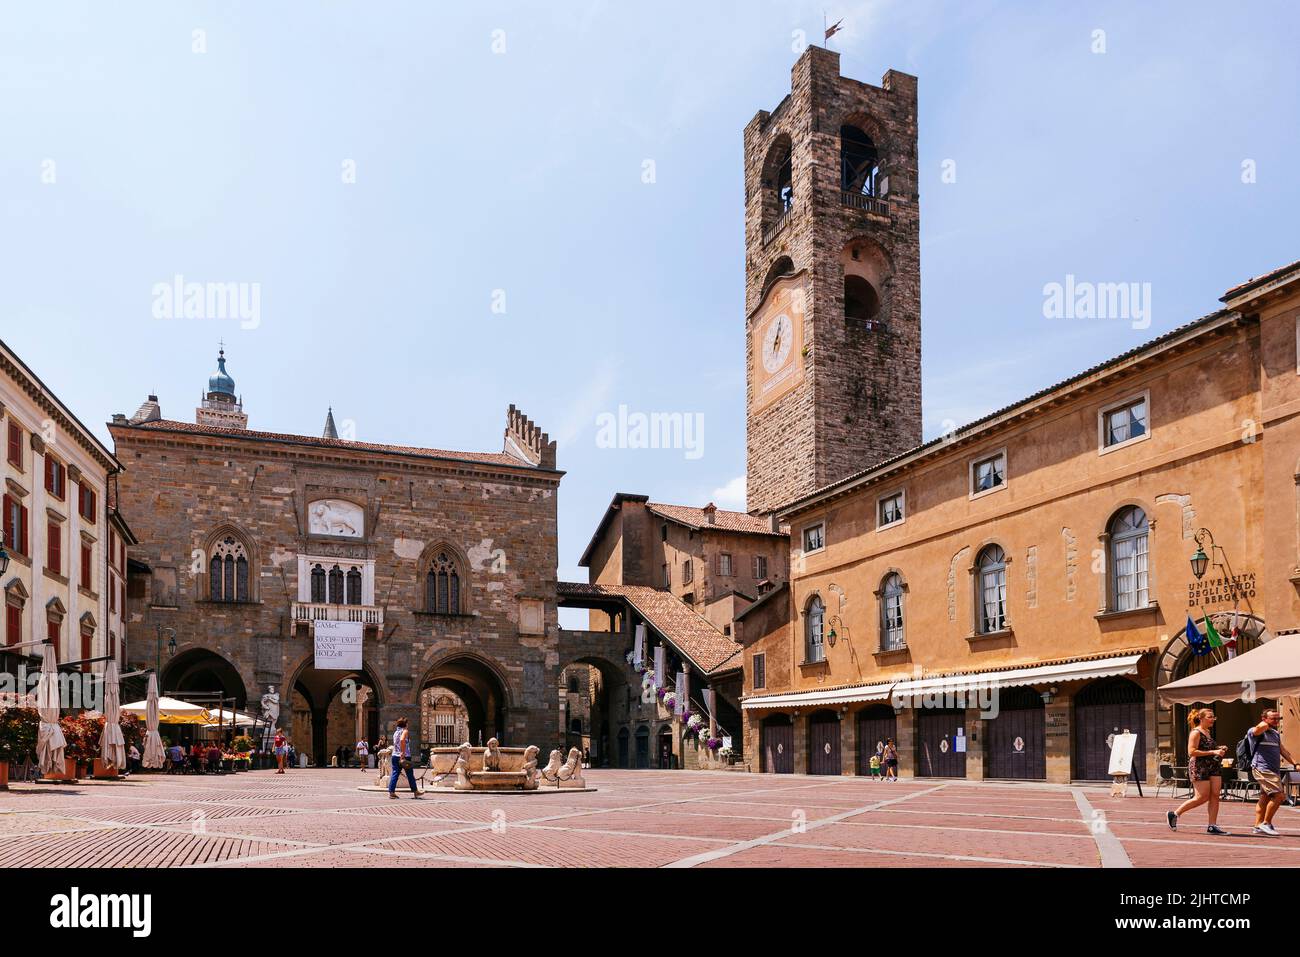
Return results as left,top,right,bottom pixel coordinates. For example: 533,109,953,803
47,522,60,574
109,575,116,613
44,456,53,492
81,544,91,590
5,606,18,647
47,620,58,650
2,495,12,550
6,423,20,467
19,504,28,556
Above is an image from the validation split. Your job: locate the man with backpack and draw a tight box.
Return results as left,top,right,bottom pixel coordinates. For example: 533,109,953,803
1246,709,1296,837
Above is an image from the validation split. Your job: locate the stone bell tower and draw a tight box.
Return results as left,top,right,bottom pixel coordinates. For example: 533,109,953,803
744,46,922,515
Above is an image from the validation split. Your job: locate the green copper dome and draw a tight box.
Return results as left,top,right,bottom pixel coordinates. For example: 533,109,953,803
208,349,235,396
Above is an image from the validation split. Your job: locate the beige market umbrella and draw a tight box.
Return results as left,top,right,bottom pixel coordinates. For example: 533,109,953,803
1159,635,1300,705
142,673,166,769
35,646,67,776
121,695,212,724
206,706,258,728
97,661,126,770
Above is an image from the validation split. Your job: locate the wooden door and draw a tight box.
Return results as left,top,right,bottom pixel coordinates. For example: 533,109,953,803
916,709,967,778
808,711,842,775
762,716,794,774
856,707,898,775
1073,678,1146,781
985,687,1046,780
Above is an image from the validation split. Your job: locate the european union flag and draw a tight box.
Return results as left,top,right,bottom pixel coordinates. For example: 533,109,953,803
1186,614,1210,656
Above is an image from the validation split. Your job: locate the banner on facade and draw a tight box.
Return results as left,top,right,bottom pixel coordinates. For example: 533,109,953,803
314,620,364,670
633,624,645,667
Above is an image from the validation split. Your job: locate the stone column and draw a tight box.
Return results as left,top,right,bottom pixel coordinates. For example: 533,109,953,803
964,707,985,780
793,712,809,774
841,708,858,775
895,706,916,779
1045,689,1072,784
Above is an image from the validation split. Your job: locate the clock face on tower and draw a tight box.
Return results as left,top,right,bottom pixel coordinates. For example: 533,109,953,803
762,313,793,374
750,274,806,413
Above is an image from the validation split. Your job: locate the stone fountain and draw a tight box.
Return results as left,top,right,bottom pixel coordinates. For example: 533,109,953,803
427,738,588,791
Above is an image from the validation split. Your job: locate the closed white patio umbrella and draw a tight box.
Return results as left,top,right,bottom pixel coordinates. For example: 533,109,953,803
142,673,165,769
98,661,126,770
35,646,67,777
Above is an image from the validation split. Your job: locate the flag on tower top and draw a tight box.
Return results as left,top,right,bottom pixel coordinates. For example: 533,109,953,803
825,17,844,41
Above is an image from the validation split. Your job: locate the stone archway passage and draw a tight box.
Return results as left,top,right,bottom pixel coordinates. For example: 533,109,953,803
290,662,383,768
419,655,509,748
162,648,248,711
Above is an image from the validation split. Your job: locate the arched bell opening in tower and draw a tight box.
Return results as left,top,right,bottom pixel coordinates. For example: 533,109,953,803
760,133,794,227
840,240,891,331
840,124,882,196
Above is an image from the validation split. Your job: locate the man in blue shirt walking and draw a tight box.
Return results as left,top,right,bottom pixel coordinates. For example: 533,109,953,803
1249,709,1296,836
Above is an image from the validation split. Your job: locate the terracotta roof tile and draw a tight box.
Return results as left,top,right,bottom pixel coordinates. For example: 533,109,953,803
646,502,787,536
557,582,742,675
118,419,540,470
1221,258,1300,300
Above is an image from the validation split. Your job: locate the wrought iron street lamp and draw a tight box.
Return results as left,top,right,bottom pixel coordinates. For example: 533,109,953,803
0,543,9,577
1190,528,1216,581
155,625,176,675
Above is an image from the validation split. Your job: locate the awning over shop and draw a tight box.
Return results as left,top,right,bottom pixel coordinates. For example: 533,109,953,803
1159,636,1300,706
741,652,1144,711
888,653,1145,698
741,683,893,710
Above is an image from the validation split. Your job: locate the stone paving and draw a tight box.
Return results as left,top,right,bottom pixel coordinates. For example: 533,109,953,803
1,768,1298,867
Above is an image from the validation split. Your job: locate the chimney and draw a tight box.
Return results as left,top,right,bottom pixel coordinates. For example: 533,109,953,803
703,503,717,525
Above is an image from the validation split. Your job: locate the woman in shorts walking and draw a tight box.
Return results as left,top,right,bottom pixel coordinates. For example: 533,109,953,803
1167,708,1228,835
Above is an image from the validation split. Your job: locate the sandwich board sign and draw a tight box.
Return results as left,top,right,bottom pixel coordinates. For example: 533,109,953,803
1107,730,1139,798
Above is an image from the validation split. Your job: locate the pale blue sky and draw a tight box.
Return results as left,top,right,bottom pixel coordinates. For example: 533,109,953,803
1,1,1296,589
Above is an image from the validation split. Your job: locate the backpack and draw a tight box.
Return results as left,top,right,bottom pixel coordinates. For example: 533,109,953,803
1236,731,1258,771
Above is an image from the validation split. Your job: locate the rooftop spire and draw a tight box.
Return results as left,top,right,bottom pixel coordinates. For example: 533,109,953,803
323,407,339,440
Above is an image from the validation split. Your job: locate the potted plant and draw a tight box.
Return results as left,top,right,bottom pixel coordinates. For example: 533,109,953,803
0,707,38,788
60,712,104,779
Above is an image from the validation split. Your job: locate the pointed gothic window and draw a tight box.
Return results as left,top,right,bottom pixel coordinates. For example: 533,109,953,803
425,551,462,615
346,567,362,606
209,535,250,602
328,565,344,604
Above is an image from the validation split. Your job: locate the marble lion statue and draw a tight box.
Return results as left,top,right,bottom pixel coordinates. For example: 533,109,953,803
482,737,502,772
538,748,564,784
521,745,540,789
453,743,473,789
557,747,582,782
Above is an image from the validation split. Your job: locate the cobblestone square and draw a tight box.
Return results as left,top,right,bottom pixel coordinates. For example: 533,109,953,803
3,769,1298,868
